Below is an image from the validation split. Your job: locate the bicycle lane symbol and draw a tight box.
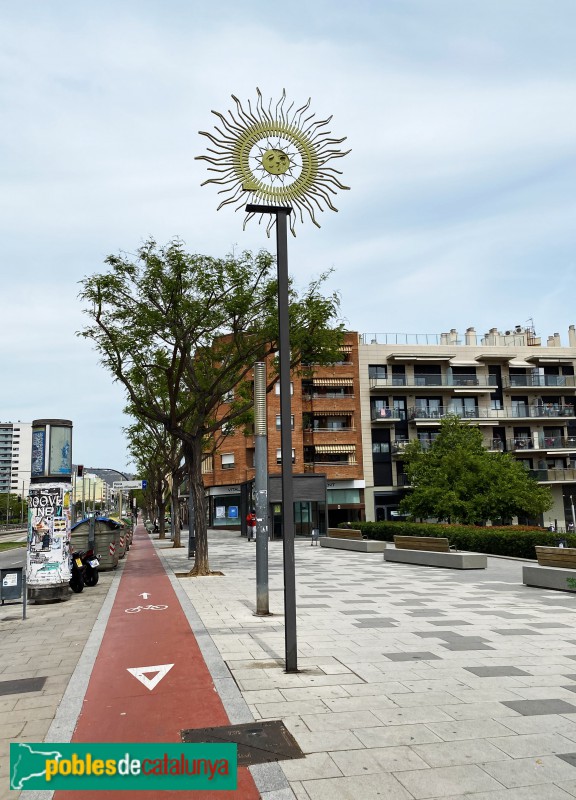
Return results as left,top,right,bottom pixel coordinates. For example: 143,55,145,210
124,604,168,613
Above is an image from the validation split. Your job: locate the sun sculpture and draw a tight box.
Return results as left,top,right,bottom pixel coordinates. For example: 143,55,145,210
196,88,350,235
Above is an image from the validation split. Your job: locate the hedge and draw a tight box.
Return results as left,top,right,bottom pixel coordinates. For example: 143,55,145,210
339,521,575,560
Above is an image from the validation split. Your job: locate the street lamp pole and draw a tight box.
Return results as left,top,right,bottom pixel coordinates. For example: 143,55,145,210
247,204,297,671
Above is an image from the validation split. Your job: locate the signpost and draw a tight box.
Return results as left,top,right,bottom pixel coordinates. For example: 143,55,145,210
112,480,146,490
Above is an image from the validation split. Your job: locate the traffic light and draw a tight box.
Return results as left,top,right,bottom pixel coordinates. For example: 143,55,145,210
77,465,84,478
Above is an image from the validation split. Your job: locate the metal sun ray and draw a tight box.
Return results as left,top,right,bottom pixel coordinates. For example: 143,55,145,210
196,88,350,236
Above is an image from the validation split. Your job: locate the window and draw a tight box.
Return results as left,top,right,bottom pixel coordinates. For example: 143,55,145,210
372,442,390,454
368,365,387,380
222,389,234,403
275,382,294,395
276,448,296,464
221,453,235,470
275,415,295,430
221,422,235,436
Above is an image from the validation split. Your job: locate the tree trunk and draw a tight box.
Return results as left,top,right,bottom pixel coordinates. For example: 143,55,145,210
156,487,165,539
171,478,181,548
184,438,210,575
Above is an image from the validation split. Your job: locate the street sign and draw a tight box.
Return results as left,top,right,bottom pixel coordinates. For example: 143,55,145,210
142,480,147,489
112,480,145,490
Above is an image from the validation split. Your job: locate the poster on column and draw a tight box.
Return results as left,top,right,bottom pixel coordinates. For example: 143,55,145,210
27,483,72,586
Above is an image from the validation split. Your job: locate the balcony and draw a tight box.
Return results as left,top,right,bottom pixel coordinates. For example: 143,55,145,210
529,468,576,483
304,461,358,472
509,436,576,452
304,426,355,433
391,439,410,454
370,375,496,391
504,375,576,389
408,405,575,421
371,408,406,422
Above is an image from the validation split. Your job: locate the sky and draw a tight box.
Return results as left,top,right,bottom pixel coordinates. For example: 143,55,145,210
1,0,576,473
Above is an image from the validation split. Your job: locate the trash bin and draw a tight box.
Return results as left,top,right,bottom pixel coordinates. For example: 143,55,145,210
70,517,121,571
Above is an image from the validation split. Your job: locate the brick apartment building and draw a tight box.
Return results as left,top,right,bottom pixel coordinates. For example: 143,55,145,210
201,332,365,535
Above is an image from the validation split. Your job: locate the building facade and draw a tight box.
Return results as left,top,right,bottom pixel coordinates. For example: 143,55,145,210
201,333,365,533
359,324,576,529
0,421,32,500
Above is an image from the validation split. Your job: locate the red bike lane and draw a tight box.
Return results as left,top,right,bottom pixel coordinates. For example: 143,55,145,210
55,526,260,800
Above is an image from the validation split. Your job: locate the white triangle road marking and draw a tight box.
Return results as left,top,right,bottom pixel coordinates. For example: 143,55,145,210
127,663,174,691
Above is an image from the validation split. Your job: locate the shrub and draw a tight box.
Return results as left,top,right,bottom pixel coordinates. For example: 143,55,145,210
339,521,574,560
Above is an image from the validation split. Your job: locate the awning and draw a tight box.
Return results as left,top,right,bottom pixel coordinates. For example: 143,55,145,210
312,378,354,386
339,344,353,353
508,359,533,368
449,359,479,367
315,444,356,454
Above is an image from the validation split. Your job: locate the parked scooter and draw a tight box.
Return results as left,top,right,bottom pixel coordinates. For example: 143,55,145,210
69,547,100,593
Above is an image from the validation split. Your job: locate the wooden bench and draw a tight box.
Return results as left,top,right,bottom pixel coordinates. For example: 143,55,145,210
536,546,576,568
394,535,450,552
327,528,364,540
320,528,386,553
523,546,576,592
384,534,487,570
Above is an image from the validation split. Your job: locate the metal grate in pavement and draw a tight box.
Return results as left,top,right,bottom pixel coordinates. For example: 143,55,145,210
181,719,305,766
0,677,47,696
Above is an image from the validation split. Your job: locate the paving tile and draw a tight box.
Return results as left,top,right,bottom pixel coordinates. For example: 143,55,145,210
412,737,511,767
394,764,504,798
489,732,576,758
279,752,342,781
382,652,442,662
354,723,443,748
482,755,576,787
464,666,531,677
330,745,429,775
301,710,381,731
300,772,414,800
502,699,576,716
439,701,523,721
426,718,517,741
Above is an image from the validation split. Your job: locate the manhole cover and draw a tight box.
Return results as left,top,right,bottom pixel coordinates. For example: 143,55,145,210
181,719,305,766
0,677,47,696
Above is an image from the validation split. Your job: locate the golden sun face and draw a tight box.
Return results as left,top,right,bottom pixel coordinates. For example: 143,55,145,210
262,148,291,176
196,88,350,235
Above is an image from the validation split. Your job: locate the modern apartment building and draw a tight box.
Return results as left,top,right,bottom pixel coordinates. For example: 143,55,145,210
201,333,365,534
202,323,576,532
359,324,576,529
0,421,32,499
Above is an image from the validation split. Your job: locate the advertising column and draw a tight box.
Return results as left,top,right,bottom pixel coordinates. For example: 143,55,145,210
27,419,73,602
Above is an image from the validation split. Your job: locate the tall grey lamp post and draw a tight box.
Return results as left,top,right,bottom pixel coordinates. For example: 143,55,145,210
254,361,270,616
197,88,350,672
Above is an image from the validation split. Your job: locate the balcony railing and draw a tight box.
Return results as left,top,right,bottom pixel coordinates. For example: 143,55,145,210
304,426,355,433
391,439,410,454
408,405,575,421
304,461,358,471
504,375,576,389
371,408,406,421
509,436,576,451
369,375,496,390
302,393,355,400
529,468,576,482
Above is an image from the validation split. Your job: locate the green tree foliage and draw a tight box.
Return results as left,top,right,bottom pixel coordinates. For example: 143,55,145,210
125,415,185,546
399,416,552,525
79,238,343,575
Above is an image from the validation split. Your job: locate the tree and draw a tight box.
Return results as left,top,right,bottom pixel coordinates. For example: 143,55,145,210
79,238,343,575
125,416,185,547
399,416,552,525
